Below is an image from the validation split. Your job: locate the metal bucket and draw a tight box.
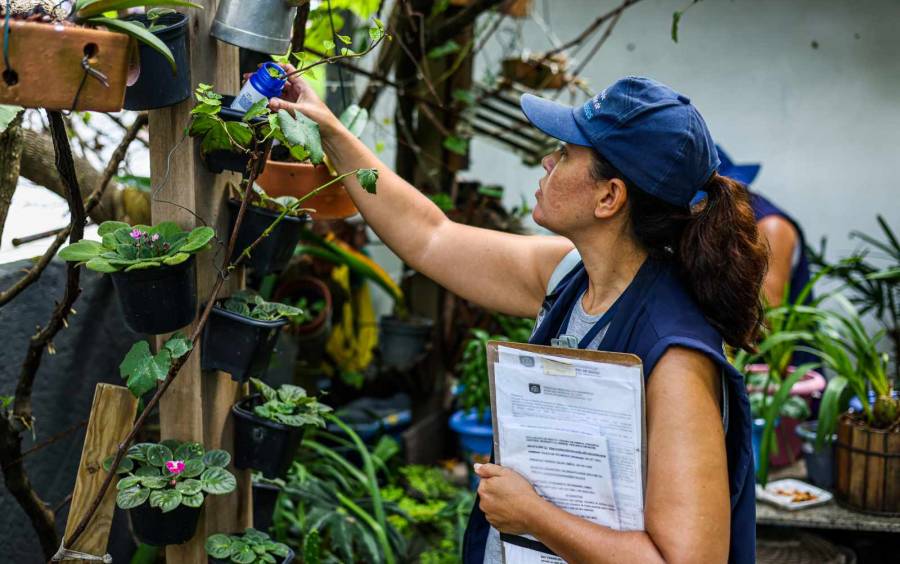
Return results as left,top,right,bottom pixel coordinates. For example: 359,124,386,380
211,0,298,55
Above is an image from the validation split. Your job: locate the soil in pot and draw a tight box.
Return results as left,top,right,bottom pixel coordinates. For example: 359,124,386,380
123,13,191,111
130,502,201,546
257,149,358,220
273,276,333,366
379,315,434,370
201,303,288,382
252,481,281,532
110,255,197,335
233,395,307,478
228,200,310,277
202,96,268,175
0,19,132,111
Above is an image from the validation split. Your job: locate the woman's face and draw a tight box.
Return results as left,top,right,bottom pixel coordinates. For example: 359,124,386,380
533,144,606,235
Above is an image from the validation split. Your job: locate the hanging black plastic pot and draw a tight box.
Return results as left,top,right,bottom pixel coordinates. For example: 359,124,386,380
130,502,201,546
201,303,288,382
110,256,197,335
123,13,191,111
252,481,281,532
379,315,434,370
233,395,306,479
202,96,268,175
228,200,310,277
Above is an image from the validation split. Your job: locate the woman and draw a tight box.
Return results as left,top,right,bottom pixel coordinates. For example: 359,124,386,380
270,74,764,564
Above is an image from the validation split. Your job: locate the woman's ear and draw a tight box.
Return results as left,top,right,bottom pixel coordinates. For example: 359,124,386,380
594,177,629,219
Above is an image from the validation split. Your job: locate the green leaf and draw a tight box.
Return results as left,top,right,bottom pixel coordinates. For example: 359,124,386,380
175,441,204,461
98,220,131,237
452,88,476,106
162,252,190,266
271,542,291,558
116,486,150,509
278,110,324,164
250,378,277,402
147,444,174,467
140,476,170,489
149,489,183,513
134,465,160,477
119,341,166,398
427,39,460,59
277,385,307,404
85,257,118,272
200,466,237,495
202,449,231,468
339,105,369,138
206,533,233,559
0,105,22,133
117,475,143,490
181,226,215,252
88,17,178,71
671,11,682,43
182,492,204,507
126,443,154,463
183,458,206,477
124,261,162,272
355,168,378,194
163,334,193,359
442,135,468,156
77,0,201,19
58,240,106,263
368,25,384,42
243,97,270,123
337,34,352,45
176,478,203,495
322,39,336,52
225,121,254,149
102,455,133,474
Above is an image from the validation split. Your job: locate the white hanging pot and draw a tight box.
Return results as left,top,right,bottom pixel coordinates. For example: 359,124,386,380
211,0,299,55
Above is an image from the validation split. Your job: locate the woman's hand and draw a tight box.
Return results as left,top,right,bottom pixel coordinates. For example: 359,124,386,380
475,463,544,535
242,63,341,136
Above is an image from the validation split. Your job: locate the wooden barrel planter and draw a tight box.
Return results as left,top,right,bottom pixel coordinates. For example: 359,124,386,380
834,412,900,515
0,21,132,112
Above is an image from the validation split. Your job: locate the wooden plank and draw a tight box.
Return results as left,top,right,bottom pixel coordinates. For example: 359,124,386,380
847,420,868,508
151,1,247,560
864,428,886,511
62,384,138,563
886,429,900,513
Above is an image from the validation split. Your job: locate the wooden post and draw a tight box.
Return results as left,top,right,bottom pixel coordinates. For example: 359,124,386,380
149,1,250,560
62,384,138,563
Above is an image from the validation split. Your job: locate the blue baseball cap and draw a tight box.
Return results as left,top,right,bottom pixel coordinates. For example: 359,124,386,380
715,145,760,187
520,76,719,209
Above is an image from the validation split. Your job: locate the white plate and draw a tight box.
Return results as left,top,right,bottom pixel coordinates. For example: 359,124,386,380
756,478,833,510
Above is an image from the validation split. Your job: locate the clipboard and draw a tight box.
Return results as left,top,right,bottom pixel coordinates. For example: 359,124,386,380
485,341,647,562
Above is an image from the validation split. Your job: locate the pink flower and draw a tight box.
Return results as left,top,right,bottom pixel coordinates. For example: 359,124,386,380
130,228,143,240
165,460,185,475
151,233,160,242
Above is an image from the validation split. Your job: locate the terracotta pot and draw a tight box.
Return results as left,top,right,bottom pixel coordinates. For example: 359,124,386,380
0,21,132,112
273,276,333,337
256,161,358,220
835,412,900,515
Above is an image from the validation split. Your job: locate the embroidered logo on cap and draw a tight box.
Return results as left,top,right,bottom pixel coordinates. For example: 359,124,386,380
582,89,608,120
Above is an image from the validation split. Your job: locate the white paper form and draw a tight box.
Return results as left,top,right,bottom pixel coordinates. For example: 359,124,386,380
493,346,645,563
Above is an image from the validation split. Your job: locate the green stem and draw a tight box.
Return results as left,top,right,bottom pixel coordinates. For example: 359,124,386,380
334,490,394,564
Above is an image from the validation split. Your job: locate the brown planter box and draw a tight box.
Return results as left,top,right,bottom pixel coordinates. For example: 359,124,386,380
256,161,358,220
0,21,132,112
834,412,900,515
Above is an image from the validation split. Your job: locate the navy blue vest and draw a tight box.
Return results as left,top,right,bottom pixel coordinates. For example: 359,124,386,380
462,257,756,564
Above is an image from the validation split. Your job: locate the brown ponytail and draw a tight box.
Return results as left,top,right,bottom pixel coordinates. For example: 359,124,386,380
591,155,767,350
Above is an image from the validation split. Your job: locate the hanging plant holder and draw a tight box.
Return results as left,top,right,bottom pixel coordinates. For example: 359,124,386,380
228,200,310,277
0,20,132,112
232,395,307,479
123,12,191,111
201,303,288,383
130,503,202,546
211,0,297,55
110,255,198,335
256,161,358,220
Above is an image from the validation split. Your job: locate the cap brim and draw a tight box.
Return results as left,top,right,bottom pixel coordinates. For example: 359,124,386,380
720,163,761,186
520,93,591,147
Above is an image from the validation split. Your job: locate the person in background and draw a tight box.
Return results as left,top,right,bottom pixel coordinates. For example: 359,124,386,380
716,146,812,308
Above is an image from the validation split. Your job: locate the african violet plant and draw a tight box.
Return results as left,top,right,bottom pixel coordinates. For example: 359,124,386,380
206,528,292,564
106,440,237,513
58,220,214,273
249,378,331,428
221,290,303,322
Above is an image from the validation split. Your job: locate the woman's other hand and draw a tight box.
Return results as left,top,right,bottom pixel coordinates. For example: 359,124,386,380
475,463,544,535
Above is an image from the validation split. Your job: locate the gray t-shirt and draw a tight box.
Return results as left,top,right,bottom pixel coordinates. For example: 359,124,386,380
483,289,609,564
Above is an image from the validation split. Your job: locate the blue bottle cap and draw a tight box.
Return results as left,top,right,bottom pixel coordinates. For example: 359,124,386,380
249,62,287,99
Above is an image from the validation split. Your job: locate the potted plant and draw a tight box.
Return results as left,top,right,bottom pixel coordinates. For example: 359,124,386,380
58,220,214,334
0,1,198,111
814,296,899,513
206,528,294,564
123,8,192,110
273,275,333,366
794,420,836,489
232,378,331,478
228,187,313,278
256,105,370,220
379,306,434,371
201,290,303,382
106,440,237,546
